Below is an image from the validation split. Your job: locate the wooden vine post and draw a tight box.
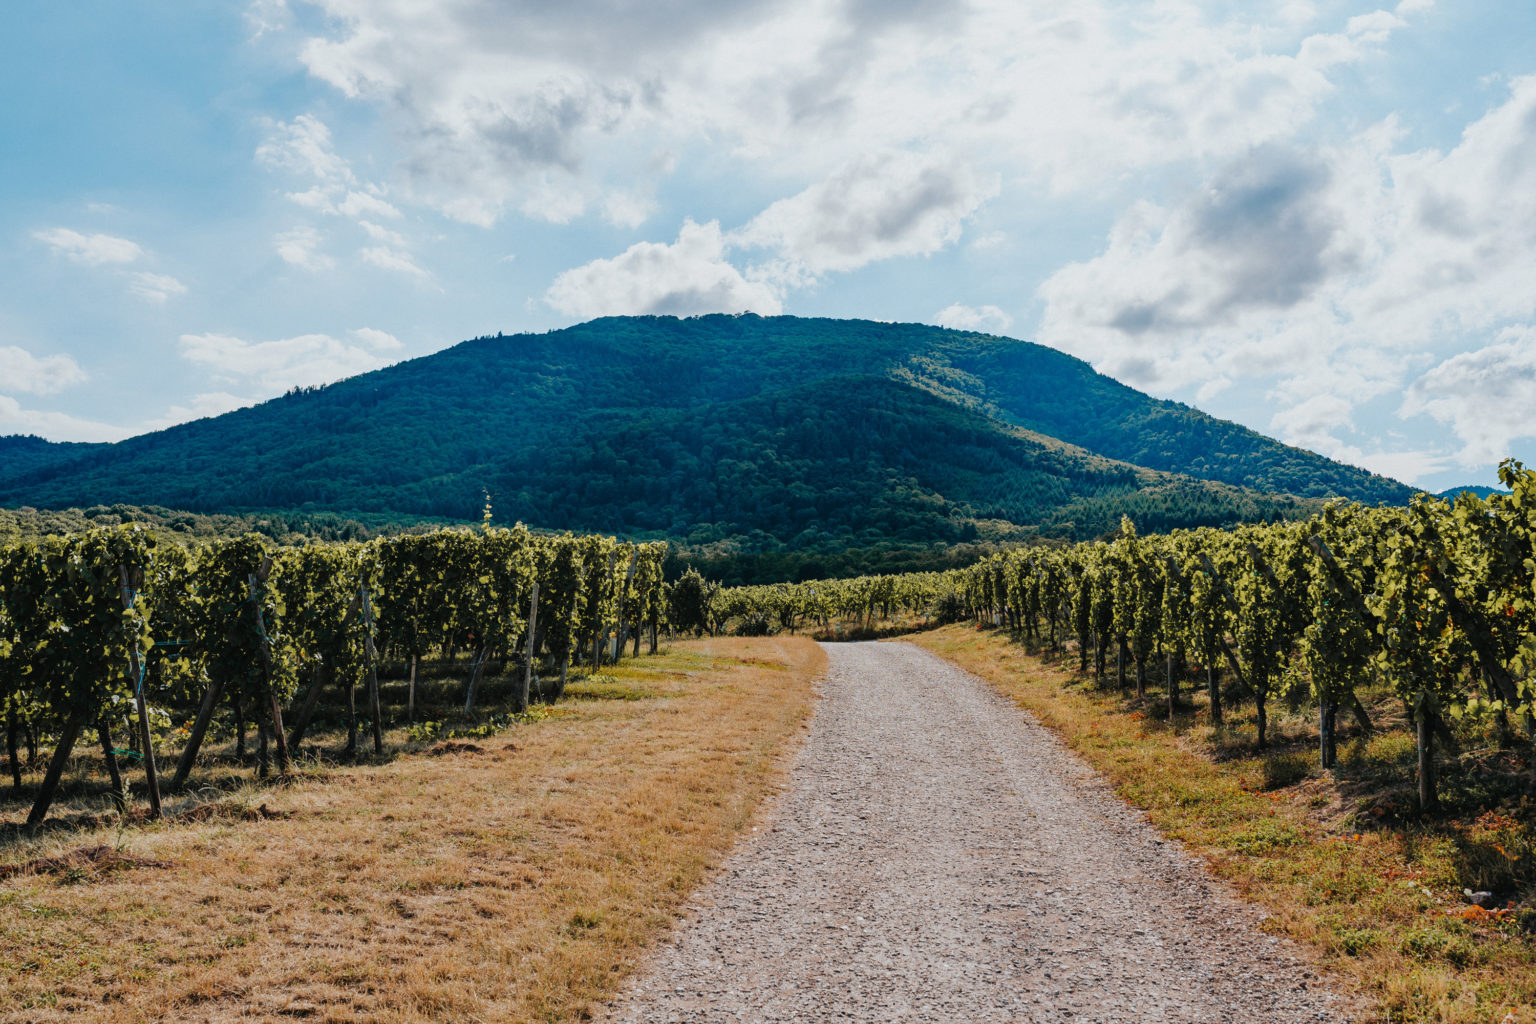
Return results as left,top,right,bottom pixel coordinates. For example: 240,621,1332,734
1417,694,1439,813
613,551,639,663
6,713,21,791
121,565,162,818
519,581,539,712
1162,557,1190,719
592,551,616,670
408,656,417,723
96,717,124,810
462,647,486,721
363,587,383,756
249,565,291,775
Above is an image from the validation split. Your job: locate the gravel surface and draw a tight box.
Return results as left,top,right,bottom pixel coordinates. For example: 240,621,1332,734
599,641,1351,1023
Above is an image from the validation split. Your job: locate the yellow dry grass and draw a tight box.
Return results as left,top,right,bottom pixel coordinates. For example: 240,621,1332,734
0,636,824,1023
910,625,1536,1024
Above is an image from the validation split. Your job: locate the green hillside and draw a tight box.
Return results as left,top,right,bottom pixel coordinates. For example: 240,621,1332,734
0,434,108,479
0,315,1409,576
486,374,1320,545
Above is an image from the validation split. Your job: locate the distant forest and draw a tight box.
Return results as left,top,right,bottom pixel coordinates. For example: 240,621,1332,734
0,315,1414,583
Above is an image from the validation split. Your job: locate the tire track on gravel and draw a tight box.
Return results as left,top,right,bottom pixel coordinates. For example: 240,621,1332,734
598,641,1350,1023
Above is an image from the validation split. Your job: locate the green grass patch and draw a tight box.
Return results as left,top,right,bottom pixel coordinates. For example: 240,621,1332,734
1228,819,1304,856
562,675,658,702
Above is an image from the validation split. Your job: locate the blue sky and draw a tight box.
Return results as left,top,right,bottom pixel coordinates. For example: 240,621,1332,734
2,1,1534,491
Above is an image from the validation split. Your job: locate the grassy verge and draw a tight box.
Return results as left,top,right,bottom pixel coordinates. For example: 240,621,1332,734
909,624,1535,1024
0,637,824,1023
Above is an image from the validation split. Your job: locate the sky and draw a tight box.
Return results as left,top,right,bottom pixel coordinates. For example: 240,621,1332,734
1,0,1534,492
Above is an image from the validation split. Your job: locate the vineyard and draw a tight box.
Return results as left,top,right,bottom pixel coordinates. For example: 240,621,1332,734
3,468,1536,1022
7,463,1535,827
0,522,670,827
715,459,1536,813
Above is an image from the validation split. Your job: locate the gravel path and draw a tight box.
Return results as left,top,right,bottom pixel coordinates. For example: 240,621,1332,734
599,641,1350,1023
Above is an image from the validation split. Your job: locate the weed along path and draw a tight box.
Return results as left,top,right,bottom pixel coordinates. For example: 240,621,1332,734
601,641,1351,1024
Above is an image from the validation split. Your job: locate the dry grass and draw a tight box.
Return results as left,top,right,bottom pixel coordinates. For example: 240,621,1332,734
804,613,939,643
910,624,1536,1024
0,636,824,1023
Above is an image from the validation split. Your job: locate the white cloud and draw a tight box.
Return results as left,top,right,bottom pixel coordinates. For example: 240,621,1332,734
1263,393,1446,483
275,225,334,270
143,391,254,431
256,114,353,185
1037,76,1536,464
359,246,429,278
337,190,401,219
357,220,407,248
1343,10,1406,42
1036,146,1358,390
545,218,782,319
736,152,998,283
935,304,1013,335
280,182,400,222
127,272,187,303
33,228,143,266
287,186,338,214
1196,377,1234,404
280,1,1423,226
244,0,291,38
603,189,658,230
1401,329,1536,465
1246,389,1444,484
1326,445,1449,486
31,228,188,302
0,346,86,395
259,117,424,276
1269,393,1356,454
178,329,401,394
350,327,402,351
256,0,1433,383
558,151,1001,315
0,395,128,443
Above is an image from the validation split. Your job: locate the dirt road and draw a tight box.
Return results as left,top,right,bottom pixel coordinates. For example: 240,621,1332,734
599,641,1349,1023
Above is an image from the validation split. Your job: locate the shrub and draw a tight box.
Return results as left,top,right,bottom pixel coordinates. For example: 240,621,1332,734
1336,927,1379,956
669,567,715,636
1400,927,1478,967
1261,752,1312,790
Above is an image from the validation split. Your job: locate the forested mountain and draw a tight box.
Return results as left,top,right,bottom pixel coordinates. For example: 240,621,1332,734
1436,485,1511,500
0,502,412,545
0,434,108,479
0,315,1411,578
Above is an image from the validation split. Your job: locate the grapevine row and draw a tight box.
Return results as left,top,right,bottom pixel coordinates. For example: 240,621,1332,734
717,460,1536,811
0,524,669,825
